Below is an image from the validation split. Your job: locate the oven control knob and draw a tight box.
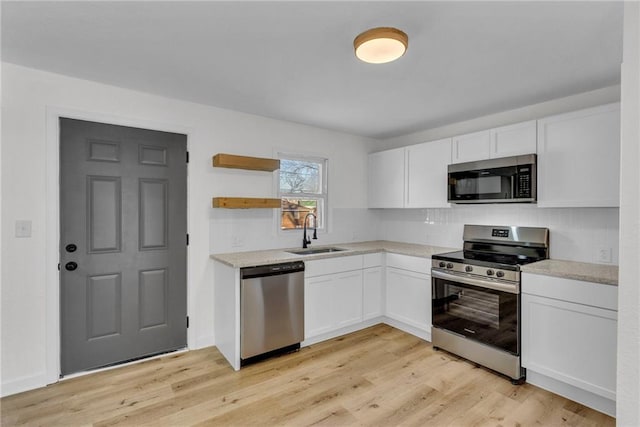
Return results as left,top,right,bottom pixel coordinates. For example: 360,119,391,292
465,265,473,272
496,271,505,278
486,269,495,276
439,262,446,268
446,263,454,269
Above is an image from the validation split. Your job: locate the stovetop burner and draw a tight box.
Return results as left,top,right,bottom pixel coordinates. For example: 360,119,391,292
432,250,542,271
432,225,550,280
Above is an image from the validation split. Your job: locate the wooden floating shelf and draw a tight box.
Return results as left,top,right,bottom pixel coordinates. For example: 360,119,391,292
212,197,281,209
212,153,280,172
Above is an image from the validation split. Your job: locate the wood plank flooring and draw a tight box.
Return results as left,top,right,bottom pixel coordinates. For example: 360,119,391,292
1,324,615,426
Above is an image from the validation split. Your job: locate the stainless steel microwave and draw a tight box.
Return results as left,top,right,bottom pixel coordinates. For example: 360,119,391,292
447,154,536,204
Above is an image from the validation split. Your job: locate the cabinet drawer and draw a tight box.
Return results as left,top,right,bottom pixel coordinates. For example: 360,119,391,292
521,273,617,311
305,255,363,277
385,253,430,274
363,252,383,268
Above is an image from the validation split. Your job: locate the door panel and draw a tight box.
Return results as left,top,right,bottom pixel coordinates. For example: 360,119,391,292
87,176,122,252
139,179,168,250
87,273,122,339
139,269,168,329
60,118,187,375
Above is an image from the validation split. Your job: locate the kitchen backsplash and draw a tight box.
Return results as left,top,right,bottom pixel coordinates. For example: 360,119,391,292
210,205,619,265
209,207,379,254
373,205,620,265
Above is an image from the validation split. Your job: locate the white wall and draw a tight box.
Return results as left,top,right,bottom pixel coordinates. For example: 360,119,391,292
617,3,640,426
208,135,377,253
0,9,4,395
378,85,621,151
0,63,376,396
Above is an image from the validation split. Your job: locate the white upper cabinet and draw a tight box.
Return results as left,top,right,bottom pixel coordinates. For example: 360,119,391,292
490,120,537,158
451,130,491,164
406,138,452,208
537,103,620,208
368,139,451,209
368,147,405,208
452,120,537,164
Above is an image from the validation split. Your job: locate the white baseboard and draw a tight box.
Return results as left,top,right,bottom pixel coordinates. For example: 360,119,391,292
301,317,431,347
527,370,616,417
1,372,48,398
301,317,383,347
195,334,215,350
382,317,432,342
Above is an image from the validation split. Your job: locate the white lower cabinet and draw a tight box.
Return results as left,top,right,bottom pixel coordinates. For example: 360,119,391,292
384,254,431,339
304,252,433,344
363,266,383,320
363,253,384,320
304,256,364,341
522,272,617,416
305,270,363,337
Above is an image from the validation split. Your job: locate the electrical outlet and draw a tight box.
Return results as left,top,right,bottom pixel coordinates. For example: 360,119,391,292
231,235,244,248
15,220,32,238
596,247,612,264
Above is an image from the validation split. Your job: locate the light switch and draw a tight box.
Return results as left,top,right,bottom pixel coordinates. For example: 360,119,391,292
15,220,32,238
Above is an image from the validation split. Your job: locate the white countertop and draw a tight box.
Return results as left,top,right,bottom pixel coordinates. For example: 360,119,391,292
210,240,457,268
521,259,618,286
212,241,619,286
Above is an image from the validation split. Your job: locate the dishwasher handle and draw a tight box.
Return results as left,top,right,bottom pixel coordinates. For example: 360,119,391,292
241,261,305,279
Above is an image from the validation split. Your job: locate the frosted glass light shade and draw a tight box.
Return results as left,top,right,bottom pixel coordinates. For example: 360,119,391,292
354,27,408,64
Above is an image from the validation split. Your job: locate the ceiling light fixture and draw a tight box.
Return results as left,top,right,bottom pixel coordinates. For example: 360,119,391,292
354,27,408,64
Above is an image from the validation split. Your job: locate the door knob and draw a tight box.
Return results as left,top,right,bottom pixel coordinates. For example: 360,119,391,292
65,262,78,271
65,244,77,253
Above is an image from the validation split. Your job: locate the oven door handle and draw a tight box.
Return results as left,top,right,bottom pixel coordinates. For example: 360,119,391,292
431,269,520,294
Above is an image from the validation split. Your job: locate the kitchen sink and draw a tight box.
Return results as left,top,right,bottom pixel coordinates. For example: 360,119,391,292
287,247,347,255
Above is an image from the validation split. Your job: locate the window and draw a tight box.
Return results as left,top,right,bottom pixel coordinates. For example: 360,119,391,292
278,154,327,231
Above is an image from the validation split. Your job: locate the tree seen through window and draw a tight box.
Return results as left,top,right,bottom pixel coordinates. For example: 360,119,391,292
279,156,327,230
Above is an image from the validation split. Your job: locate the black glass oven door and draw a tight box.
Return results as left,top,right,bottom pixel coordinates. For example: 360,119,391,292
432,275,519,354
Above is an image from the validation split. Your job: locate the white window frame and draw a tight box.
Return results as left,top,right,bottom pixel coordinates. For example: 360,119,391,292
276,152,328,233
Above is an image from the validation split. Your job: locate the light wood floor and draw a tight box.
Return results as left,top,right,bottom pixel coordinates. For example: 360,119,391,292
1,324,615,426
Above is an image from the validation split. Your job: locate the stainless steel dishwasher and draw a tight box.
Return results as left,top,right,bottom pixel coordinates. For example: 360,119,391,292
240,261,305,365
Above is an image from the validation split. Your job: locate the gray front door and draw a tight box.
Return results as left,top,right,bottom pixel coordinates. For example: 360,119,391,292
60,118,187,376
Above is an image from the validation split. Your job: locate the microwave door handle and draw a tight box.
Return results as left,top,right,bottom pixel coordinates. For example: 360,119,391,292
510,175,515,198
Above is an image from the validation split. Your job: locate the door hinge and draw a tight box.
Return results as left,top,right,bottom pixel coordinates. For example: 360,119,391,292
186,151,189,163
186,316,190,328
186,233,189,246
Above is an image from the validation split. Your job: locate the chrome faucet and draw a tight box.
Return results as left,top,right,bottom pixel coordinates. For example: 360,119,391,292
302,213,318,248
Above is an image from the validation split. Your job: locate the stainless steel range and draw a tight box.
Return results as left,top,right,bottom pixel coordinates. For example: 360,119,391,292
431,224,549,384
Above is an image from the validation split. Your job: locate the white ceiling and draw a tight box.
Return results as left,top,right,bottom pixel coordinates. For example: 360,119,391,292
1,1,623,139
